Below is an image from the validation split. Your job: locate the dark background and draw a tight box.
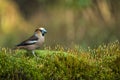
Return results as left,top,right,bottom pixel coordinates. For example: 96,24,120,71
0,0,120,48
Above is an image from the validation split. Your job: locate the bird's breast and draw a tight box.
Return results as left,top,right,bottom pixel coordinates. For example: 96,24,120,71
36,37,45,46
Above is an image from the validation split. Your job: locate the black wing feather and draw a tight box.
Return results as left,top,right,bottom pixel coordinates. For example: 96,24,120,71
17,35,38,46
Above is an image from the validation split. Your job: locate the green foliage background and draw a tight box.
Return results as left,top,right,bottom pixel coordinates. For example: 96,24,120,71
0,0,120,48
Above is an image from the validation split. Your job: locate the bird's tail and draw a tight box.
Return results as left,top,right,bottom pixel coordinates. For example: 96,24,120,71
12,46,21,50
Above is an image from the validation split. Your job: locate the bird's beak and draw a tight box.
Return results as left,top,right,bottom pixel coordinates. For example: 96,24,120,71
41,29,47,36
43,29,47,33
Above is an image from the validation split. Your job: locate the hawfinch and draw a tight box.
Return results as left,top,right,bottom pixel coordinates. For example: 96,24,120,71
16,27,47,56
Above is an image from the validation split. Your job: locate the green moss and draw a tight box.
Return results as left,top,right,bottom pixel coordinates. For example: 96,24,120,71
0,41,120,80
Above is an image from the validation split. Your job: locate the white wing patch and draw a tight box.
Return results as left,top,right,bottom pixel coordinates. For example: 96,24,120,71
27,40,37,44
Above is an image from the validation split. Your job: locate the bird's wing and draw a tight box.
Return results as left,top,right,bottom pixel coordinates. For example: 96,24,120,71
17,35,38,46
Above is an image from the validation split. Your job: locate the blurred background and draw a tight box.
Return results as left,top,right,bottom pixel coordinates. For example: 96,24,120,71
0,0,120,48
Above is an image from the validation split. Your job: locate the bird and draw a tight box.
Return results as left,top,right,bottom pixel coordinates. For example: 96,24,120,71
16,27,47,57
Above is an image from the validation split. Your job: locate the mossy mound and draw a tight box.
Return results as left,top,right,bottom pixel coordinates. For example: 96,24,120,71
0,41,120,80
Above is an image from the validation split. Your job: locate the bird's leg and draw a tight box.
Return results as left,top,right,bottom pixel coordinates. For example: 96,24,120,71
32,50,36,57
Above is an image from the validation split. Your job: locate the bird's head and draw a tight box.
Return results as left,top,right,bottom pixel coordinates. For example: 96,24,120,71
35,27,47,36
